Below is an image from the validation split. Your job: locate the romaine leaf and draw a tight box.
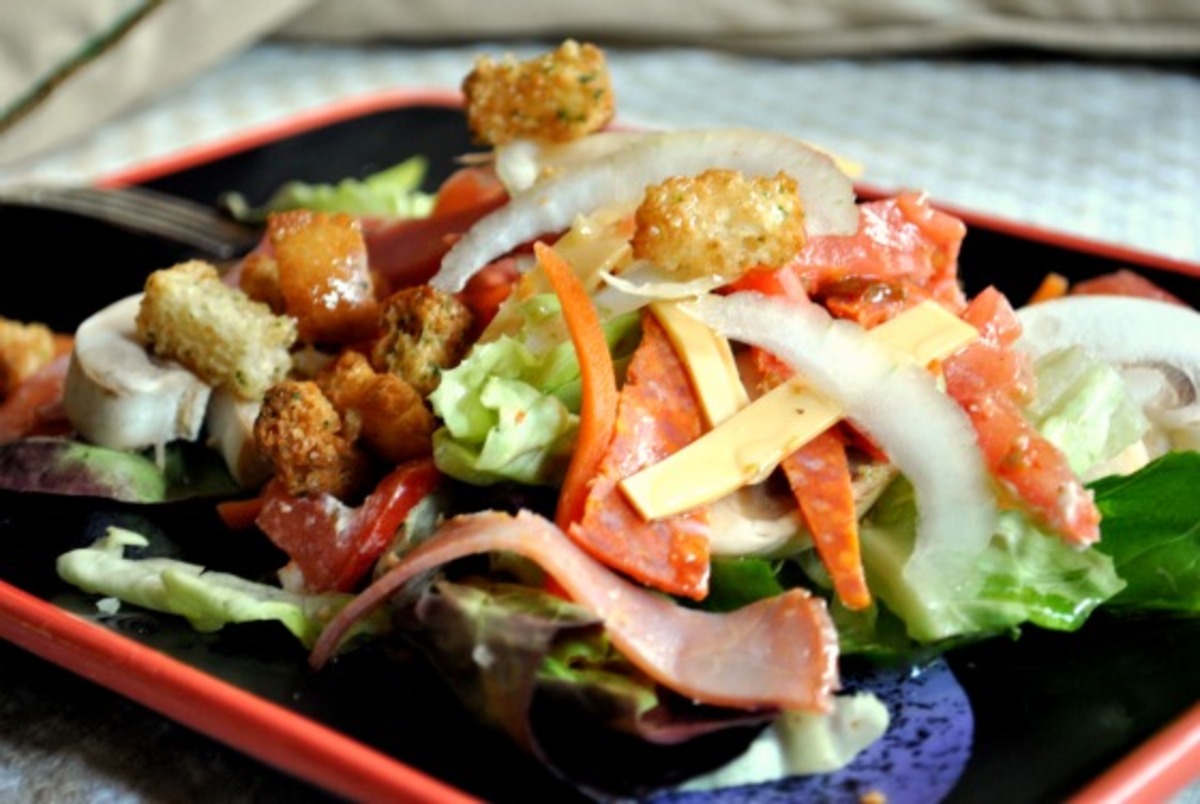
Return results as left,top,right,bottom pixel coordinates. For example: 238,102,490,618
1090,451,1200,612
703,557,785,613
856,478,1124,644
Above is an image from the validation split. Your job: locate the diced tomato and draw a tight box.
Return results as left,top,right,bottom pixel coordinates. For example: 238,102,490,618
0,353,71,443
362,193,508,293
432,166,507,217
255,458,441,593
724,264,808,299
1070,269,1187,306
944,288,1100,546
459,257,520,333
790,192,967,316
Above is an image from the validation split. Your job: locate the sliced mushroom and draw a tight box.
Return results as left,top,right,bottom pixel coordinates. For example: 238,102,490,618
63,294,212,453
205,388,271,488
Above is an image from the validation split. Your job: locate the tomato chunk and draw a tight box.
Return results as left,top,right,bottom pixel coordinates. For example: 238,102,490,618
256,458,441,592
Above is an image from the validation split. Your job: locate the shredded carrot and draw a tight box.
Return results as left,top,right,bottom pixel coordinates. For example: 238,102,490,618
216,493,267,530
534,241,620,530
1028,272,1069,304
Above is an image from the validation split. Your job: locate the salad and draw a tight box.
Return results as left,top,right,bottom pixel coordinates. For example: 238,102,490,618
1,39,1199,800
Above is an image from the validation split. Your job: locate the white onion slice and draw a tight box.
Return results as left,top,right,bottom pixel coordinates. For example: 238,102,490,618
494,132,647,194
431,128,858,292
590,261,726,319
686,292,997,596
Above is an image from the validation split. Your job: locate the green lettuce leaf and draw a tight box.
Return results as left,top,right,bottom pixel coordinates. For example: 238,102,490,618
430,338,579,486
1024,345,1148,476
1090,451,1200,612
222,156,436,222
855,478,1124,645
429,296,640,487
56,526,383,647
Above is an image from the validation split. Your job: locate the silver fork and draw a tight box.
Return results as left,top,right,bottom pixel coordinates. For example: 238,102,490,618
0,183,261,260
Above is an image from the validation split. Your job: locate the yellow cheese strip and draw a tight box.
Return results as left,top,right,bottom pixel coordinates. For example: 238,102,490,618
619,301,976,520
650,300,749,428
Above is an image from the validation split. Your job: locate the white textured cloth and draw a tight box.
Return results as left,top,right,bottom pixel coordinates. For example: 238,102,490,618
1,41,1196,266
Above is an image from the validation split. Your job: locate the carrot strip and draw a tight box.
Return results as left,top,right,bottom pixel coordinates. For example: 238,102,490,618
1028,272,1069,305
534,241,619,530
216,493,267,531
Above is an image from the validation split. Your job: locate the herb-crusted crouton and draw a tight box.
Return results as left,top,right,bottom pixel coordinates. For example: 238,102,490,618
136,260,297,400
632,169,807,282
462,39,614,146
254,379,373,499
371,285,474,397
0,317,56,398
318,351,434,465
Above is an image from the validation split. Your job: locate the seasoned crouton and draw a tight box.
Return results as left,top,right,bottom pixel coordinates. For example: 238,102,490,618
318,351,433,465
371,285,474,397
268,210,379,345
631,169,807,282
0,317,56,398
238,251,286,313
462,39,614,146
136,260,297,400
254,379,373,499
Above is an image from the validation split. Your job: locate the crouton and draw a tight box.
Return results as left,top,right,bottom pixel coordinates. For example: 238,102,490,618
268,210,379,345
371,285,474,397
0,317,56,398
238,251,286,313
631,169,807,282
136,260,297,400
318,351,434,465
254,379,373,499
462,39,614,146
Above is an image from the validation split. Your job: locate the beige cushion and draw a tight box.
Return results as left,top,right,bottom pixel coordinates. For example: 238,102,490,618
2,0,1197,168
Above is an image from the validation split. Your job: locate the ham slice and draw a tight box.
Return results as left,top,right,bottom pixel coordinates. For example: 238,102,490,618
310,510,839,713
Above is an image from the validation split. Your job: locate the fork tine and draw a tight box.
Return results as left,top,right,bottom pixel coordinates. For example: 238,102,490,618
0,184,261,260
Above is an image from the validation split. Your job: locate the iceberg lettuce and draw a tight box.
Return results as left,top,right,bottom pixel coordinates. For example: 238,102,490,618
56,527,385,647
1023,345,1148,476
429,295,639,486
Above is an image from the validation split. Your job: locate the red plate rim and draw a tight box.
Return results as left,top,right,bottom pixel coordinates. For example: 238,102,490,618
9,87,1198,803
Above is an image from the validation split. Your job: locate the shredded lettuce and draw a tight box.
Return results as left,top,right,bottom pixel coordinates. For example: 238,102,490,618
429,295,640,486
56,527,384,647
429,338,579,486
222,156,436,222
1024,345,1148,476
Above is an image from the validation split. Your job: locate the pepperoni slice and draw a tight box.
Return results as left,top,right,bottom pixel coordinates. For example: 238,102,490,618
569,314,711,600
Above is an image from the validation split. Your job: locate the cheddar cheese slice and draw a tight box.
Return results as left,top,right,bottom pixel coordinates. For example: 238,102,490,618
650,300,748,428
